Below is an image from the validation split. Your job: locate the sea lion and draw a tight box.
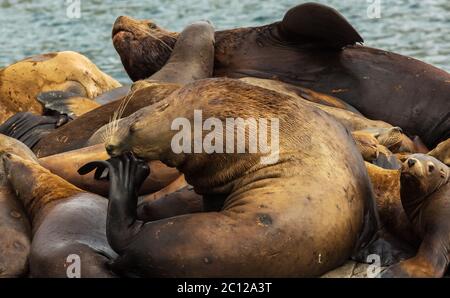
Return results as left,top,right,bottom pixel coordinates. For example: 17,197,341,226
429,138,450,166
1,152,116,278
0,135,35,277
113,3,450,147
382,154,450,277
80,77,380,277
0,51,121,123
20,21,215,158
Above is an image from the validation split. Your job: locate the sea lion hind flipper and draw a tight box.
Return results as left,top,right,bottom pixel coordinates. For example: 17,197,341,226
279,2,363,48
0,112,64,149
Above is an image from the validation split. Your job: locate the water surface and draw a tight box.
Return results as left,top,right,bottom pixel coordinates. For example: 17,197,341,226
0,0,448,83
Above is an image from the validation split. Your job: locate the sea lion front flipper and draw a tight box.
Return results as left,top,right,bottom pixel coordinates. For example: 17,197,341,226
279,3,363,48
37,91,101,119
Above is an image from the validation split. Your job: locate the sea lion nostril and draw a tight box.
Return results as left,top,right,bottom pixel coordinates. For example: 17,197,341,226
408,159,416,168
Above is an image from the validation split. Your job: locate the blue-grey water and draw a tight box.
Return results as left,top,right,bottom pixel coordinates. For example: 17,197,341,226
0,0,449,83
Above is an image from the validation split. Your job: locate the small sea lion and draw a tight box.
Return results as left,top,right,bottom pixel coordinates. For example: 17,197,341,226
428,138,450,166
1,152,116,278
0,135,35,277
382,154,450,277
113,3,450,147
0,51,121,123
81,78,380,277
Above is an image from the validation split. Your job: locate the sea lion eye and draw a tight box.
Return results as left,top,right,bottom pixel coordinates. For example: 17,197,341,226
428,164,435,173
148,23,157,29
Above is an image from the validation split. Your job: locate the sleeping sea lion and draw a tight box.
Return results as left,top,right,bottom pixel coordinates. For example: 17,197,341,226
0,51,120,123
80,77,381,277
112,2,450,147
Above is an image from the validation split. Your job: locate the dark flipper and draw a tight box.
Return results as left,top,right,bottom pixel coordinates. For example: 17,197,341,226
37,91,100,119
0,112,70,149
79,153,150,254
279,2,363,49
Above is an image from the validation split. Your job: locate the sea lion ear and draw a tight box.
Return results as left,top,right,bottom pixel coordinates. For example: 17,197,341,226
279,3,363,49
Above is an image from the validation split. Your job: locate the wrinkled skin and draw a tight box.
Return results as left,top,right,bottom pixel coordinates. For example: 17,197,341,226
112,3,450,148
429,138,450,166
39,143,180,197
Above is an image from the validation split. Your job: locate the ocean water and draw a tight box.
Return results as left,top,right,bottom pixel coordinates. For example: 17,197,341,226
0,0,448,83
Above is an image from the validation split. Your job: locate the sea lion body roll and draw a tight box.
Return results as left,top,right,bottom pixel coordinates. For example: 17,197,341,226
86,78,379,277
113,3,450,147
1,153,116,278
382,154,450,277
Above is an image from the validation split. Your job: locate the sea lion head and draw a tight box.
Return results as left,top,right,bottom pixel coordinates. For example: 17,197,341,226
104,97,180,166
400,154,449,200
112,16,177,81
0,134,38,186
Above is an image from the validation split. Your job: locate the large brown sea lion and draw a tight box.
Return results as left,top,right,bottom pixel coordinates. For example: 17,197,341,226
80,77,381,277
0,51,121,123
381,154,450,277
0,135,35,277
112,2,450,147
1,152,116,278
